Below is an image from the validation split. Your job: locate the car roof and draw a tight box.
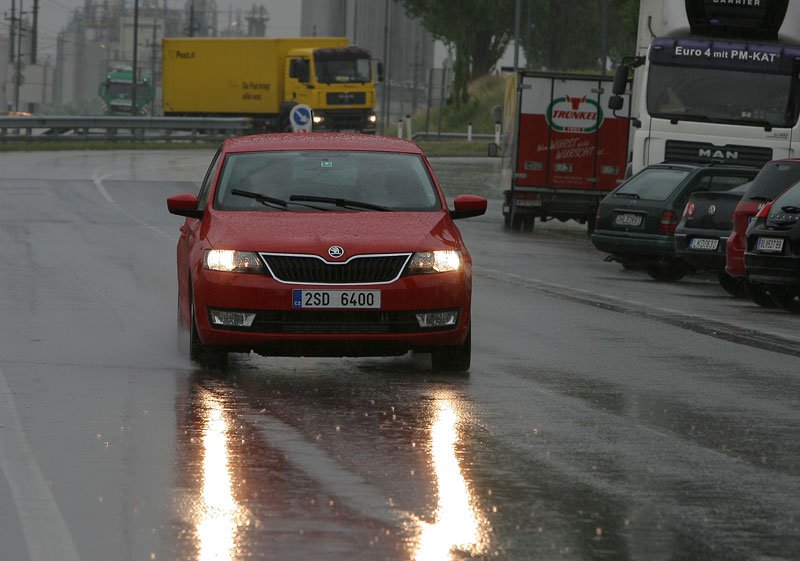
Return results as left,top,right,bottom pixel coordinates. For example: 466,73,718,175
221,133,425,155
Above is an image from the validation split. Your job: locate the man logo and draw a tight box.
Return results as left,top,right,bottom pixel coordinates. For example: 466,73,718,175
328,246,345,259
699,148,739,160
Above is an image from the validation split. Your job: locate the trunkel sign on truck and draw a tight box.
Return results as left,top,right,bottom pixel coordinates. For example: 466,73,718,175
500,71,630,233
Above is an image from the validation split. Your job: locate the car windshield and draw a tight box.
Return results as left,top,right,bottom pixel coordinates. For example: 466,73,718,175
614,167,691,201
214,151,440,211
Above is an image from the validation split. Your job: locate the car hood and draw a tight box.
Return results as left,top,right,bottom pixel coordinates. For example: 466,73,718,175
204,210,461,257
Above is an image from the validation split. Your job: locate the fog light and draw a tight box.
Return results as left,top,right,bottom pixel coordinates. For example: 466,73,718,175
415,311,458,328
210,310,256,328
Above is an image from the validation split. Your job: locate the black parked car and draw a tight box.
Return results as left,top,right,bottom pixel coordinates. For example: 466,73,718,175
592,163,757,281
744,180,800,312
674,182,751,296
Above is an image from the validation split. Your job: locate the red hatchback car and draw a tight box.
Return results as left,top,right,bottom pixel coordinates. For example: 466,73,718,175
167,133,487,371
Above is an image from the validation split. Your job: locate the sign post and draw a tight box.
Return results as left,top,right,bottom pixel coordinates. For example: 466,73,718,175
289,104,314,133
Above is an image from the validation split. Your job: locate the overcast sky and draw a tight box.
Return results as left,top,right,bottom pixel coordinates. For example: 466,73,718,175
10,0,302,58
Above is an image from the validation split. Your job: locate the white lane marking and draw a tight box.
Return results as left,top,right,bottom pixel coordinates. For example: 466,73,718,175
91,170,117,204
0,367,82,561
91,168,175,241
243,413,407,526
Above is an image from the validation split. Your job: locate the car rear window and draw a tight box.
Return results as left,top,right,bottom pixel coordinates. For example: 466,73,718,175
744,161,800,201
214,151,441,211
773,180,800,207
614,167,691,201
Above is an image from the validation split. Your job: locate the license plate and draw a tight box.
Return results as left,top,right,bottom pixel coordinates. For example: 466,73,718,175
689,238,719,251
756,237,784,253
614,213,643,227
517,199,542,207
292,289,381,309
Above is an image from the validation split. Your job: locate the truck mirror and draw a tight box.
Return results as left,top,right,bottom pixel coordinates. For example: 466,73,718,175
612,65,629,95
376,62,384,83
608,95,624,111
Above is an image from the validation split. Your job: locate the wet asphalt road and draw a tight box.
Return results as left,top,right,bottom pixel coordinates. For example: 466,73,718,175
0,150,798,561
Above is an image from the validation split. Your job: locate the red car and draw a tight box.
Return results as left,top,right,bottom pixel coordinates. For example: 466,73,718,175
167,133,487,371
726,159,800,306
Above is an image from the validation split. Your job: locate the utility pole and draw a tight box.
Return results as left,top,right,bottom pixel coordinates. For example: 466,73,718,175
14,0,25,112
381,0,392,131
188,0,195,36
513,0,521,70
31,0,38,62
131,0,139,115
7,0,16,63
149,18,157,114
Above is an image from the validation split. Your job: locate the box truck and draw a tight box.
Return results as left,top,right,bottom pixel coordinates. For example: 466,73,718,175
161,37,380,133
499,70,630,233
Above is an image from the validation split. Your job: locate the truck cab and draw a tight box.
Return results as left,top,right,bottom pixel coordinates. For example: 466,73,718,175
284,47,379,133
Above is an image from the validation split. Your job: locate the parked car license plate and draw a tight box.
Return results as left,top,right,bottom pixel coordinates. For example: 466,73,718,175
292,289,381,309
689,238,719,251
517,199,542,207
614,213,643,227
756,237,784,253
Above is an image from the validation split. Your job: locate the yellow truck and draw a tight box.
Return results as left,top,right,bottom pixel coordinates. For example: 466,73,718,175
161,37,381,133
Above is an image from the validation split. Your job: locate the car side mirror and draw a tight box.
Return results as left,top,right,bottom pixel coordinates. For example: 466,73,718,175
167,193,203,219
450,194,487,219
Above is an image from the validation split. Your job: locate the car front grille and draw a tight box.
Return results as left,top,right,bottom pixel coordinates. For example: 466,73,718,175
327,92,366,105
261,253,411,284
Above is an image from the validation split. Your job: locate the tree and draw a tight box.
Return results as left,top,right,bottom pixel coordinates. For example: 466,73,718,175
400,0,515,107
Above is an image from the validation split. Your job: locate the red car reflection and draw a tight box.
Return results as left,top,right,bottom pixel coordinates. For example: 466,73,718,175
167,133,487,371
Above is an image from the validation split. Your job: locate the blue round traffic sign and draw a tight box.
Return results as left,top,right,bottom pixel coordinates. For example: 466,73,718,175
289,104,313,132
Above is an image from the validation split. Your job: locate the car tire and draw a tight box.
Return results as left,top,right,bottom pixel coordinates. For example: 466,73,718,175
766,285,800,313
744,281,776,308
645,260,687,282
717,271,746,298
431,326,471,373
189,294,228,368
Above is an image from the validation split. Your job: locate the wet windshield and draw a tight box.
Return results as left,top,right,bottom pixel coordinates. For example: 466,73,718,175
646,65,797,128
215,151,439,211
314,57,372,84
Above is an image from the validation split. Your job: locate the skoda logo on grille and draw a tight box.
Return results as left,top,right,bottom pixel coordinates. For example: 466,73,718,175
328,246,345,259
708,204,716,216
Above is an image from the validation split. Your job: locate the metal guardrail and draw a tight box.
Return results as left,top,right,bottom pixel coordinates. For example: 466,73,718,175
411,131,495,141
0,116,253,142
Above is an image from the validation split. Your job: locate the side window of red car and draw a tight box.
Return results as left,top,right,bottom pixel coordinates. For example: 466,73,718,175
197,150,222,210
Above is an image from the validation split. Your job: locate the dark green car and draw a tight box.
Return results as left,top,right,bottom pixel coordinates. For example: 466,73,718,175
591,163,758,281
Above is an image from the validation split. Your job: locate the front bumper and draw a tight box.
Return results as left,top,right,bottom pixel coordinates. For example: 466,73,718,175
191,269,471,355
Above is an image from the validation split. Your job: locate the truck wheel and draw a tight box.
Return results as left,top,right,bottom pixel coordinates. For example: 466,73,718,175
511,214,524,232
522,215,535,232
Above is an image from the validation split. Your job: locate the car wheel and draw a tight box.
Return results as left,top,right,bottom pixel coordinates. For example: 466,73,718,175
189,294,228,368
645,260,688,282
743,281,776,308
766,285,800,313
431,326,471,373
717,271,746,298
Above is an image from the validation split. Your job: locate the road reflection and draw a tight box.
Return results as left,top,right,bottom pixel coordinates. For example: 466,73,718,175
195,387,241,561
414,397,489,561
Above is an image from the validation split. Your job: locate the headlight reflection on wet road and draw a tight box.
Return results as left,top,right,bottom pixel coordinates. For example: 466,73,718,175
197,389,240,561
415,399,489,561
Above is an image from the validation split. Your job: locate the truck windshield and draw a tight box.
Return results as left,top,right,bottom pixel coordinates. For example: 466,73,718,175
314,57,371,84
103,82,151,100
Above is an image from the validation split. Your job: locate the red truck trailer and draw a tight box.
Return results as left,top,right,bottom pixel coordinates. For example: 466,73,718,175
500,70,630,233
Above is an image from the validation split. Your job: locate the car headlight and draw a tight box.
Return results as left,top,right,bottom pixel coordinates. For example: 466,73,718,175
368,114,378,124
313,115,324,124
406,250,461,274
204,250,265,274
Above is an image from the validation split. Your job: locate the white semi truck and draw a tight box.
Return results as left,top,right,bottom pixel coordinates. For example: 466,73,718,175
609,0,800,174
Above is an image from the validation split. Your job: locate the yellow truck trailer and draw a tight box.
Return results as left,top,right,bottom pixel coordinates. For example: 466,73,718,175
161,37,380,133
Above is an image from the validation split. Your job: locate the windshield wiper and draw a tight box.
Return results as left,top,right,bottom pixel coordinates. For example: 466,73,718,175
614,192,640,199
289,194,390,211
231,188,288,208
749,195,772,202
736,118,774,131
